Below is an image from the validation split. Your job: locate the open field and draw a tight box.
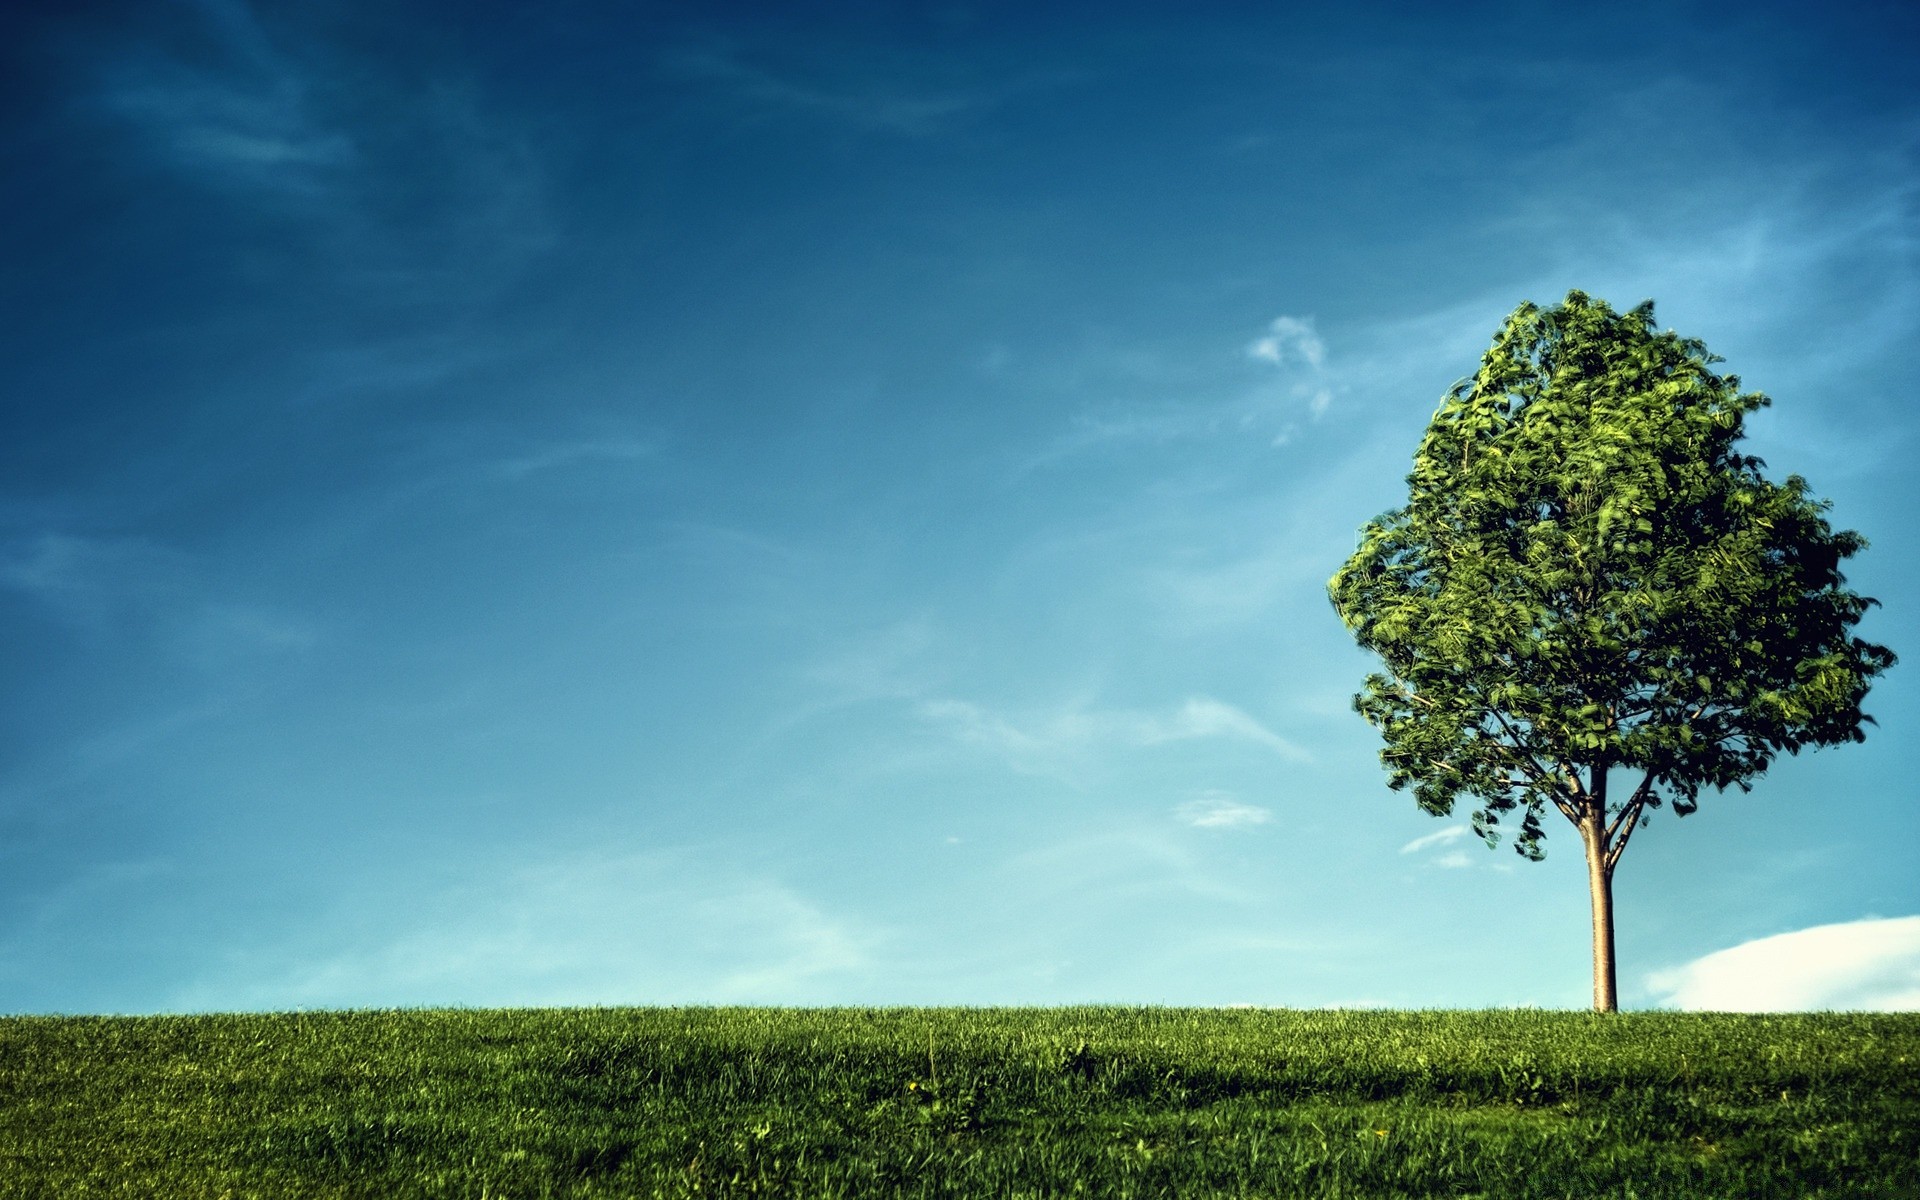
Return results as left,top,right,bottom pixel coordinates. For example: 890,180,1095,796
1,1006,1915,1197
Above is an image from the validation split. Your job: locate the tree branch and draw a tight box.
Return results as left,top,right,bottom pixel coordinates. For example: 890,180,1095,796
1604,769,1658,874
1484,708,1584,824
1485,709,1551,785
1545,755,1595,824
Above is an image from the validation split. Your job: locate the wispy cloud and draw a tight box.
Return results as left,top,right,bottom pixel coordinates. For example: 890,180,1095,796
7,702,230,808
161,849,884,1010
1399,825,1468,855
1397,824,1479,869
919,693,1309,777
93,0,353,199
85,1,554,312
1361,98,1920,480
183,603,320,661
801,617,950,705
1149,697,1308,758
495,438,657,481
0,533,187,622
1006,824,1255,908
662,43,1047,136
1145,542,1322,633
1130,438,1398,636
1032,313,1343,466
1176,791,1273,829
0,531,316,667
709,884,874,999
1644,916,1920,1012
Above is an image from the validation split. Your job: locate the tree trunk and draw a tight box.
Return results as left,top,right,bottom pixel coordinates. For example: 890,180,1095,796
1580,816,1618,1012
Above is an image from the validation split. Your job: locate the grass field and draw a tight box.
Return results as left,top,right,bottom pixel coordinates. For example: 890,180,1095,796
1,1006,1915,1198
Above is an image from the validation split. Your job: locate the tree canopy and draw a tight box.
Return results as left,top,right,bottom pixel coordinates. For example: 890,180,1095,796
1330,291,1894,865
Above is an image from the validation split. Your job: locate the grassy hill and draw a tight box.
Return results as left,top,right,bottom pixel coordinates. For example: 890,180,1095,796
2,1006,1915,1197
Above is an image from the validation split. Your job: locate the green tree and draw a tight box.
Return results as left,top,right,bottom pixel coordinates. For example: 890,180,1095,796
1329,291,1895,1011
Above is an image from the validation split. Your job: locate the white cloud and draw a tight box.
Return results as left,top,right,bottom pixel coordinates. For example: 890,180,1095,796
1400,825,1469,855
1644,916,1920,1012
1176,792,1273,829
1399,825,1480,870
918,693,1310,776
1244,314,1337,431
1247,315,1326,368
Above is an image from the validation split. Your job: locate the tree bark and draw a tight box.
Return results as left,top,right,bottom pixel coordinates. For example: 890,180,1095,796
1580,815,1619,1012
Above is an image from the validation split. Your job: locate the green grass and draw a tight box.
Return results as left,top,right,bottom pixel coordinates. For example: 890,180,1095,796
2,1007,1915,1198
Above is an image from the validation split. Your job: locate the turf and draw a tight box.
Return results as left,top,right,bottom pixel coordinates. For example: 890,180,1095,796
1,1007,1915,1197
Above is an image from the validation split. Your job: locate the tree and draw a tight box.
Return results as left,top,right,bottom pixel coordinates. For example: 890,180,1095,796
1328,291,1895,1012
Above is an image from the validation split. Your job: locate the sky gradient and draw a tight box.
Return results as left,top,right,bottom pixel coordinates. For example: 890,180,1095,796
3,0,1917,1013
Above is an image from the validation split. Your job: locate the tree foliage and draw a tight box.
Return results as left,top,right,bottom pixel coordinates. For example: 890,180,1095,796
1330,291,1894,862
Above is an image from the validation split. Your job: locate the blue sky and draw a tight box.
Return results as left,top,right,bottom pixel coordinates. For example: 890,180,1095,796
2,0,1916,1013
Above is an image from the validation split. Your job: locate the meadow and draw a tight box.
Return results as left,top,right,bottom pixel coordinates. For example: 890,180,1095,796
1,1006,1915,1198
